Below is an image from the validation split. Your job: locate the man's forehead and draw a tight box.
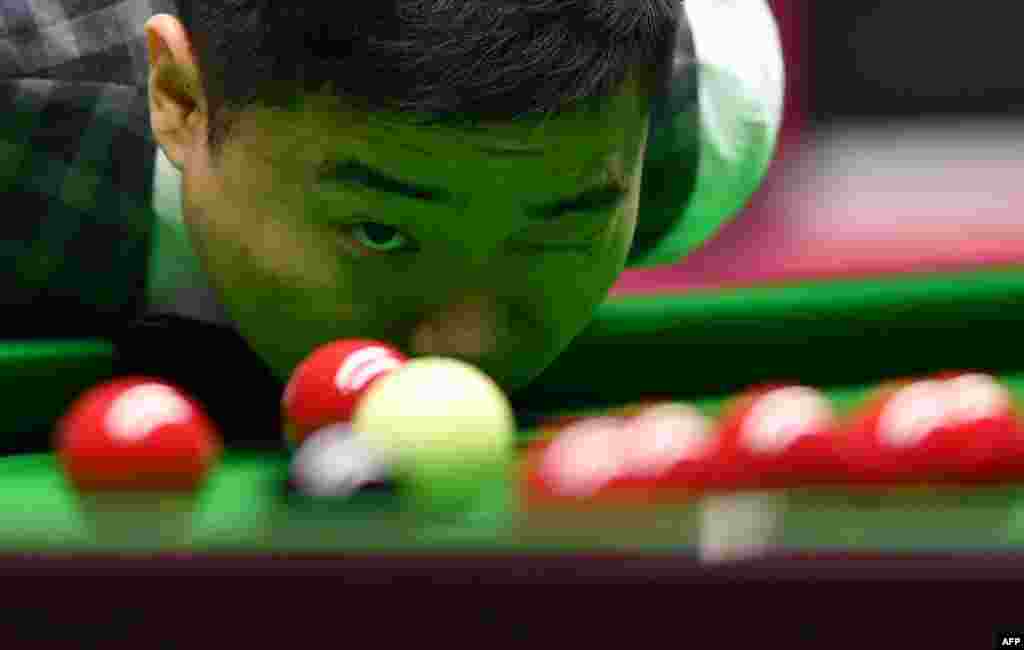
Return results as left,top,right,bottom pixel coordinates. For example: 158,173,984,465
350,110,639,195
235,74,650,180
376,76,647,142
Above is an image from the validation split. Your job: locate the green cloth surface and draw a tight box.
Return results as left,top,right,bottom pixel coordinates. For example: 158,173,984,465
0,340,115,439
3,450,1024,553
0,368,1023,554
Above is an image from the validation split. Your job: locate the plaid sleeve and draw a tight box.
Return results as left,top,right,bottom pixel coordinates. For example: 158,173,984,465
0,78,158,339
0,0,175,87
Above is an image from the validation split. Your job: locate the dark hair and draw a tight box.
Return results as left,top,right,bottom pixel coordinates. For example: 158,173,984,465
172,0,679,156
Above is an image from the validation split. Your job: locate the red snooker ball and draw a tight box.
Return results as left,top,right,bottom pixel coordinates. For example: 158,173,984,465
708,384,840,491
926,372,1021,483
836,379,942,485
282,339,408,448
56,377,222,493
837,375,1017,485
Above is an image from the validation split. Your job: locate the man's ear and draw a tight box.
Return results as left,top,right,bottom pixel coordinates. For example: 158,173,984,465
145,14,207,170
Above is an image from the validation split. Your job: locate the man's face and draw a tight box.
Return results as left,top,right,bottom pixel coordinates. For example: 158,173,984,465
147,16,650,393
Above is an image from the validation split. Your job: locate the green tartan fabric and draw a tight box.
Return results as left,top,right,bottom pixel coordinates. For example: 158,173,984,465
1,0,174,86
0,78,157,338
1,1,171,338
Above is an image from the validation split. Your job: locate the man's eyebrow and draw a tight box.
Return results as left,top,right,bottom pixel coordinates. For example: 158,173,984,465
526,180,630,223
317,158,629,221
318,159,452,203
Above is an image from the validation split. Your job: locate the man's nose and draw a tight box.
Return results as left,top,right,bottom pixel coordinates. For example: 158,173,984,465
409,294,503,361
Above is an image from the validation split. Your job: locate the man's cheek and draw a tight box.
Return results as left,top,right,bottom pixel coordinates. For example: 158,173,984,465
243,220,341,292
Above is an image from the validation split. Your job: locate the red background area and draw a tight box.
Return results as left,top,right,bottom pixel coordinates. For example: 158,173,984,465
613,1,1024,296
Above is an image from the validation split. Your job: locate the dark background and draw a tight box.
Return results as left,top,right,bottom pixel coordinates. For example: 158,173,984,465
809,2,1024,120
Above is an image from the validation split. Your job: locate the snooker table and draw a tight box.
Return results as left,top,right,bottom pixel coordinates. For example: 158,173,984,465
4,263,1024,582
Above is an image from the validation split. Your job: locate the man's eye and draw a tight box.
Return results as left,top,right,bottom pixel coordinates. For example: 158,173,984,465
343,222,414,254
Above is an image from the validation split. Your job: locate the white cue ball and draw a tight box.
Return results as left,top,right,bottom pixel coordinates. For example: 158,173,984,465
351,357,515,476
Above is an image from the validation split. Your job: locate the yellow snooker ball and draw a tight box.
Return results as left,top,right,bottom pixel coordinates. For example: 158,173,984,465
352,357,515,480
